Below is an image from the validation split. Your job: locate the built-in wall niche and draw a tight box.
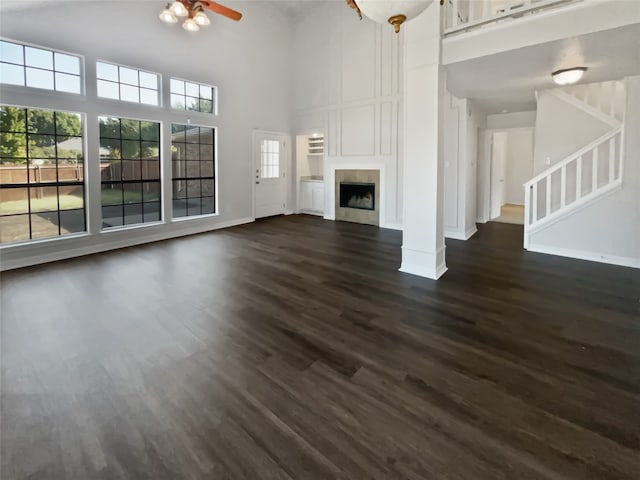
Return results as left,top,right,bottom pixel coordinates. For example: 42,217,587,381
308,135,324,156
296,132,325,216
296,133,324,180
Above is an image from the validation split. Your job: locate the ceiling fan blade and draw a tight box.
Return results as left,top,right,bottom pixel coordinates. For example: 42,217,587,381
200,1,243,21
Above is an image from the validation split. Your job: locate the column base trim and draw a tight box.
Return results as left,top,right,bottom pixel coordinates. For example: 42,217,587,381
399,245,447,279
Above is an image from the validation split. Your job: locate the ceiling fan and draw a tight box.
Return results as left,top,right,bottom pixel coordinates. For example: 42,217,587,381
159,0,242,32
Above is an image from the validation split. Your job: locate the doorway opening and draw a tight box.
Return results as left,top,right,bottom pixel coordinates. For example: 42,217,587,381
488,128,533,225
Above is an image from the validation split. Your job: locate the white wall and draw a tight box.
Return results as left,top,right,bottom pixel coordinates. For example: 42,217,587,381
533,91,609,175
528,75,640,268
444,93,483,239
0,1,293,269
443,92,461,234
487,111,536,129
464,99,484,234
293,2,403,229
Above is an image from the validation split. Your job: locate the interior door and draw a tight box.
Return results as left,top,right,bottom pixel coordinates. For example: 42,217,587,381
254,131,286,218
490,131,508,219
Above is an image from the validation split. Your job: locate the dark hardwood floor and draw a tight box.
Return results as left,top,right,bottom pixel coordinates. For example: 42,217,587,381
2,215,640,480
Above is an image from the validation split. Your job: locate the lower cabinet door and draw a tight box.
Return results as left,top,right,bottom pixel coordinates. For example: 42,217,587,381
299,182,312,211
311,185,324,213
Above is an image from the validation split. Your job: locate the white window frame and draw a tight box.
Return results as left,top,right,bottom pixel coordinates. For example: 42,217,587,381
0,37,85,95
169,77,218,115
96,60,161,107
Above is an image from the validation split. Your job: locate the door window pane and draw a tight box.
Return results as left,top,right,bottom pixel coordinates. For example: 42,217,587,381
261,139,280,178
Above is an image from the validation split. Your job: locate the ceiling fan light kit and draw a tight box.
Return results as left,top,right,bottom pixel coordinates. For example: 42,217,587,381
159,8,178,23
194,11,210,26
170,1,189,17
345,0,444,33
182,17,199,31
159,0,242,32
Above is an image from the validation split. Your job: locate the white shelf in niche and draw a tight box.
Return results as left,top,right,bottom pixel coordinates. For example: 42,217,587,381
308,136,324,156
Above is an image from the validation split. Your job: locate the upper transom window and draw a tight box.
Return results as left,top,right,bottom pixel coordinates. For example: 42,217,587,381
96,61,160,106
0,40,82,94
170,78,216,114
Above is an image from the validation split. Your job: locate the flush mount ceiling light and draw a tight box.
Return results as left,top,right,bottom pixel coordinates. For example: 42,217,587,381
159,0,242,32
346,0,444,33
552,67,587,85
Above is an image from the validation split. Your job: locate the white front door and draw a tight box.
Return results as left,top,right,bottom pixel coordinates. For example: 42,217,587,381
254,131,286,218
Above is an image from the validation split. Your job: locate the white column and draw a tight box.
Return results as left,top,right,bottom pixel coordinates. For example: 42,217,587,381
400,5,447,280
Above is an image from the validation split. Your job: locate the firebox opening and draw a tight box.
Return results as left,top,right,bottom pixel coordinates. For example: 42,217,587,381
339,182,375,211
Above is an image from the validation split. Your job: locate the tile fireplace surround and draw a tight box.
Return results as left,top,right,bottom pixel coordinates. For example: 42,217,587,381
335,169,380,226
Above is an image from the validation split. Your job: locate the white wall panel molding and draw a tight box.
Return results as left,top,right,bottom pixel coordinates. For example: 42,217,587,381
380,102,393,156
341,105,376,156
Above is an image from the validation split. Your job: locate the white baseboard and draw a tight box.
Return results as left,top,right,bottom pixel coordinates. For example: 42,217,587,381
0,216,255,271
381,222,403,231
465,225,478,239
527,243,640,269
445,225,478,241
300,209,324,216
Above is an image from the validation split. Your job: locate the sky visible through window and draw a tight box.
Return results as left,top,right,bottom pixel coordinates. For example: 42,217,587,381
0,40,81,93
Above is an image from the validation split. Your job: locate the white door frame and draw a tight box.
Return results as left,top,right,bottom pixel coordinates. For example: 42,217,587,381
251,130,291,220
477,127,534,223
490,131,509,220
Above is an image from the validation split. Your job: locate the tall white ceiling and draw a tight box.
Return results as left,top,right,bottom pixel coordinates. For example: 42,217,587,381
0,0,330,16
2,1,639,115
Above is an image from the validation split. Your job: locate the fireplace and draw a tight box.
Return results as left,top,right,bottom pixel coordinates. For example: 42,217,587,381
334,169,380,226
339,182,375,211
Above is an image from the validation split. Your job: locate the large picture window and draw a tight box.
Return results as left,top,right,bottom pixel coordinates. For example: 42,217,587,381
0,106,85,244
96,61,160,106
99,116,161,228
171,124,215,217
0,40,82,94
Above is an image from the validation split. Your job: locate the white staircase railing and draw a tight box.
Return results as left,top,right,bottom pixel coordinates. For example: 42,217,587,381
523,126,623,238
444,0,579,36
561,80,625,122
